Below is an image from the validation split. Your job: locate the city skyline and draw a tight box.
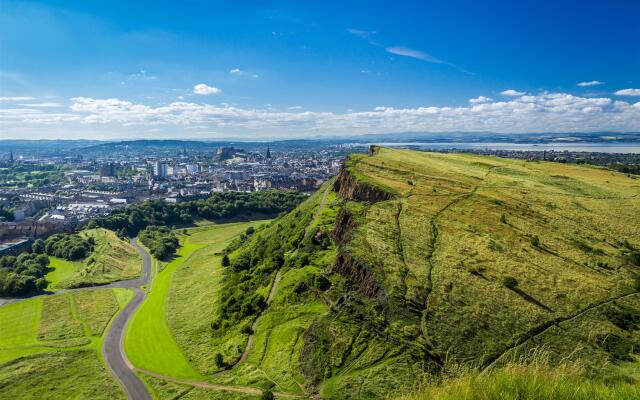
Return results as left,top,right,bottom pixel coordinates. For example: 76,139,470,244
1,0,639,139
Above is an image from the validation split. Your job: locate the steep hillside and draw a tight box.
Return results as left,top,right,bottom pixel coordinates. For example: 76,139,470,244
213,146,640,399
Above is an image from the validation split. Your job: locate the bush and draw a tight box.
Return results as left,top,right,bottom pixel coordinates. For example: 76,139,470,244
214,352,224,368
221,254,230,267
503,276,519,289
530,235,540,247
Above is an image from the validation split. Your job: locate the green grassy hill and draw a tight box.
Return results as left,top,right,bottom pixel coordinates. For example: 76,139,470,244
45,228,142,289
210,147,640,399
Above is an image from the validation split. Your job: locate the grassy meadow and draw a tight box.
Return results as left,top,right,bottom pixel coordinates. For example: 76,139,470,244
0,288,133,398
124,220,269,380
45,228,142,289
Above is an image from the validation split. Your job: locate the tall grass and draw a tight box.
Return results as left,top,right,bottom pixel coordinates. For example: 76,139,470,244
394,349,640,400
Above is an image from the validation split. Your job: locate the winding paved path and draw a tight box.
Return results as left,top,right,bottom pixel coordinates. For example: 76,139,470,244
101,239,153,400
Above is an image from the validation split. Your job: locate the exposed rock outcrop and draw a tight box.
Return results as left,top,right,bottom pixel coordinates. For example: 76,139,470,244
333,166,394,204
333,252,386,301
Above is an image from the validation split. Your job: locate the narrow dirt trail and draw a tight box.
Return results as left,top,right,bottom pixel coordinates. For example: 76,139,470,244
304,187,329,238
238,269,282,365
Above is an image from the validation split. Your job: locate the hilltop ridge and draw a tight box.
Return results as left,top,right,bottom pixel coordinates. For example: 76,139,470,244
207,146,640,398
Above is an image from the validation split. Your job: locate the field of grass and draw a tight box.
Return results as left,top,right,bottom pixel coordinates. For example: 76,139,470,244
125,221,268,380
45,228,142,289
0,350,125,400
0,288,133,397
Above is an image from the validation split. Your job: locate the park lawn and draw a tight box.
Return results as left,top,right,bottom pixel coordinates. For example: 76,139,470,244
124,241,206,379
45,228,142,289
167,221,270,375
45,257,76,289
0,288,133,365
0,288,133,398
0,350,125,400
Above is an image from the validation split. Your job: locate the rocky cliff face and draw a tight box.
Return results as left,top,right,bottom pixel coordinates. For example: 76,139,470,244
333,166,395,204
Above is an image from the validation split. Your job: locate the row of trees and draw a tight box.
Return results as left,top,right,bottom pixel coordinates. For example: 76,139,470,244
0,252,49,296
90,190,306,237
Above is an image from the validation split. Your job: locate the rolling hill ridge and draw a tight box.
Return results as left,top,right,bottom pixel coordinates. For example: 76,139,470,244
211,146,640,398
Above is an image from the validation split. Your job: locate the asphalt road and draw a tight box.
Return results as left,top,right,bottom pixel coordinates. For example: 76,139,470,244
101,239,153,400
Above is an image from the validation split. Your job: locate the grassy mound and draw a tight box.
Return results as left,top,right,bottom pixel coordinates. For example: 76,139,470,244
45,228,142,289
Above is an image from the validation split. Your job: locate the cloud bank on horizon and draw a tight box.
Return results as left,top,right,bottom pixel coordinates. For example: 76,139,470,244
1,89,639,140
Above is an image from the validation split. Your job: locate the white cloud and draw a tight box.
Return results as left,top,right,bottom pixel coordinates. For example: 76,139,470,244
193,84,221,95
288,106,303,110
2,91,639,138
251,74,259,78
229,68,242,75
17,102,61,108
577,80,604,87
615,88,640,96
501,89,525,96
0,96,35,101
385,46,443,64
469,96,493,104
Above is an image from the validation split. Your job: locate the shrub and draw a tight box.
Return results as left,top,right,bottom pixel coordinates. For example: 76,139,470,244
214,352,224,368
221,254,230,267
503,276,518,289
530,235,540,247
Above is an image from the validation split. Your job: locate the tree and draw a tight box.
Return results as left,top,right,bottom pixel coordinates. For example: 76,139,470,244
31,239,45,254
221,254,230,267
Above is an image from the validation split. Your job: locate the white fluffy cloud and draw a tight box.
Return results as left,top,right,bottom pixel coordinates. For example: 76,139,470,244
2,91,640,138
193,84,221,95
615,88,640,96
577,80,604,87
500,89,525,96
229,68,242,75
469,96,493,104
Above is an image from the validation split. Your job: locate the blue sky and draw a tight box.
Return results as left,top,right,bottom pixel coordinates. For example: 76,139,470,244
1,0,639,139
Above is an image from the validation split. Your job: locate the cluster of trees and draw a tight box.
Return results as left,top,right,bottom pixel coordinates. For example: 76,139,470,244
90,190,306,236
139,226,179,260
33,233,93,261
0,252,49,296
